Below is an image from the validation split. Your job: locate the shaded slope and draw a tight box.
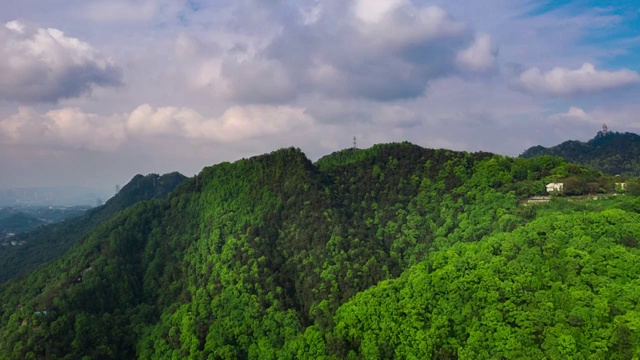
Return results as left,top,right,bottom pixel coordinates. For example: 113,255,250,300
0,172,187,283
520,132,640,176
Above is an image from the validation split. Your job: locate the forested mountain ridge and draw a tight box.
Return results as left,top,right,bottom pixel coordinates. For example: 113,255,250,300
0,172,187,283
0,143,638,359
520,131,640,176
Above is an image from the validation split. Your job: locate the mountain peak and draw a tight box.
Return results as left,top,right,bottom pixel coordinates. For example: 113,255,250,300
115,172,187,201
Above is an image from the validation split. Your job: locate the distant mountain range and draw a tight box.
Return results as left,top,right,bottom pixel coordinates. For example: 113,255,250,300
520,131,640,176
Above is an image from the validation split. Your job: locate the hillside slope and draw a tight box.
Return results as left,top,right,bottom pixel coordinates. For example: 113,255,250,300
0,172,187,283
322,206,640,358
0,144,636,359
520,132,640,176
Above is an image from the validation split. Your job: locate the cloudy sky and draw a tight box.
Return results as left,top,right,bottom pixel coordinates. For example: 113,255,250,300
1,0,639,189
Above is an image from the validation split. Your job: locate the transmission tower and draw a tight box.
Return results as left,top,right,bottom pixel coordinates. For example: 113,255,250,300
115,184,121,194
352,136,357,150
602,123,608,136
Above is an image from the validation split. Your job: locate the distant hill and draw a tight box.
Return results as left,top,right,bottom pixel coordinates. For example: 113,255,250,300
94,172,188,221
0,206,90,234
0,213,44,234
0,172,187,283
520,131,640,176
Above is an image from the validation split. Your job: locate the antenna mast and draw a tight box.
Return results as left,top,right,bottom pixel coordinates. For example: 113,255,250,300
352,136,357,150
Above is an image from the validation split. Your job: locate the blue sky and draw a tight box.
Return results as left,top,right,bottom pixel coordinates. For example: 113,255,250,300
0,0,639,188
531,0,640,69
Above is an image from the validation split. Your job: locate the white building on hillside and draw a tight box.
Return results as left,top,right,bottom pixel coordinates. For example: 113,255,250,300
546,183,564,193
616,183,627,191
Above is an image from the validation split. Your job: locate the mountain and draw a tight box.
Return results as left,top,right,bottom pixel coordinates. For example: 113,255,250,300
0,172,187,283
520,131,640,176
0,144,639,359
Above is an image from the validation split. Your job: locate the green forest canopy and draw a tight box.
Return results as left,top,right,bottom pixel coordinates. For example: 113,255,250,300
0,143,639,359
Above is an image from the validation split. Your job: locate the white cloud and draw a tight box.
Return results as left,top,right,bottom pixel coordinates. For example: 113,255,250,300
545,105,640,141
353,0,406,24
456,33,497,72
0,107,43,141
0,20,122,102
548,106,640,129
549,106,598,123
178,2,476,103
0,107,125,151
127,104,313,143
517,63,640,95
353,4,467,51
0,104,314,151
46,108,125,151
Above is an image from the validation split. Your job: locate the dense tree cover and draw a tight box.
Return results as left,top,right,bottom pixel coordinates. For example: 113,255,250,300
521,131,640,176
0,172,186,283
323,208,640,359
0,143,635,359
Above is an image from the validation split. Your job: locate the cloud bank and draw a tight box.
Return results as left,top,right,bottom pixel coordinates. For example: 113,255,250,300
517,63,640,95
180,2,493,103
0,21,122,103
1,0,640,188
0,104,313,151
